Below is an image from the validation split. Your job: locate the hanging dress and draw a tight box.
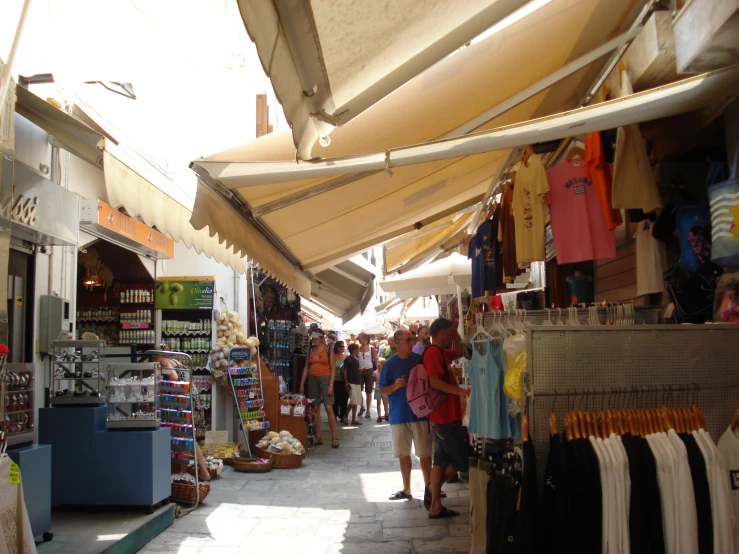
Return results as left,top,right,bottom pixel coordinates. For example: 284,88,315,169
467,335,512,440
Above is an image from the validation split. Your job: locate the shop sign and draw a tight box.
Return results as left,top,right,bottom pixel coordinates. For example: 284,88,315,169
5,162,80,246
95,201,175,258
155,277,215,310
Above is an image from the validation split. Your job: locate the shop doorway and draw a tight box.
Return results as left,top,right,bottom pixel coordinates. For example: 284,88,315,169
76,240,156,353
7,248,35,363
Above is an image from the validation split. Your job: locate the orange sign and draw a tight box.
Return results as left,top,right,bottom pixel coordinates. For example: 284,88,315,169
96,201,175,258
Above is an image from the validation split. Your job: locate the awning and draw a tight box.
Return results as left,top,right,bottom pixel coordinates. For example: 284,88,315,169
189,0,672,274
14,86,110,167
310,260,375,324
236,0,531,159
100,139,256,278
379,253,472,299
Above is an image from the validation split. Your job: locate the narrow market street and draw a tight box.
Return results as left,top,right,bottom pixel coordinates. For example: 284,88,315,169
140,409,471,554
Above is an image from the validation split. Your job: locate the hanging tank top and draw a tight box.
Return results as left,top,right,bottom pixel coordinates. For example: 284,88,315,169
357,346,374,371
334,355,346,381
309,345,331,377
468,335,514,440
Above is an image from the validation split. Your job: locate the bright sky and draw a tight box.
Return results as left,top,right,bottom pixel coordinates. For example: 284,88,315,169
2,0,287,203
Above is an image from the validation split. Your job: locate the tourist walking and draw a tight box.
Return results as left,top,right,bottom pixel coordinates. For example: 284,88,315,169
380,329,432,500
373,358,389,422
424,318,468,518
412,325,431,355
342,343,363,425
332,340,348,423
356,332,377,418
299,330,340,448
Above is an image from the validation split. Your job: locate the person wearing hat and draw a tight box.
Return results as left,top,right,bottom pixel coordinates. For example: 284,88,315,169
299,329,340,448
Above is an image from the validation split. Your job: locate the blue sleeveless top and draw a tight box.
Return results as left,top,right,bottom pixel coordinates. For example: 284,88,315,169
468,335,513,440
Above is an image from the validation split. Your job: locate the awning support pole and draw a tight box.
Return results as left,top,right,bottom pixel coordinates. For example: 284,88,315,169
0,0,33,114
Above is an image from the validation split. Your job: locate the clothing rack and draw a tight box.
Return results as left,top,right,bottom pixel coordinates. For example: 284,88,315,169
522,325,739,487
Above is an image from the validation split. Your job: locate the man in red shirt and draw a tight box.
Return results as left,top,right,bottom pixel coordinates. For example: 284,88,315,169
424,317,470,518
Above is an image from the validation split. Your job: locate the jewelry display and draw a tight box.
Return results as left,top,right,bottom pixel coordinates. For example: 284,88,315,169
105,362,161,429
50,340,106,405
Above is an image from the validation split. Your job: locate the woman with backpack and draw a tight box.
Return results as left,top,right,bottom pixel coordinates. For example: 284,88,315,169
356,332,378,419
299,330,340,448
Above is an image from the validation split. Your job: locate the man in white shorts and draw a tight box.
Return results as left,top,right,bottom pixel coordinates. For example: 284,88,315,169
380,329,432,500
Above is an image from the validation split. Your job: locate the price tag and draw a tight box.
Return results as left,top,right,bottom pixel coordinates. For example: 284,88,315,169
9,462,20,484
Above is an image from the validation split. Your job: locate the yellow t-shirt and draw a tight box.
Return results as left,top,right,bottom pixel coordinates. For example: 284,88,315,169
512,154,550,264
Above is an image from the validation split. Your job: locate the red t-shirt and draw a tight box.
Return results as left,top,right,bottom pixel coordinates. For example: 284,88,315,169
423,345,462,425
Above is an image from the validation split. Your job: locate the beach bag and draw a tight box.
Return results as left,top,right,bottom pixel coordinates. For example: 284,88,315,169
708,148,739,268
406,345,447,419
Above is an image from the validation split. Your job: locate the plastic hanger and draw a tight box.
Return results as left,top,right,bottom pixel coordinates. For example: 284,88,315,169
473,313,493,344
542,308,554,326
566,145,585,161
555,308,564,326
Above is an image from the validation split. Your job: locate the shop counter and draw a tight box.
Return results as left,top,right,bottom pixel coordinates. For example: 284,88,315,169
8,444,51,540
39,406,106,505
95,427,171,506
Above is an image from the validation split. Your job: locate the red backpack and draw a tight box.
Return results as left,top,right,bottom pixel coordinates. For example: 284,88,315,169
406,345,448,419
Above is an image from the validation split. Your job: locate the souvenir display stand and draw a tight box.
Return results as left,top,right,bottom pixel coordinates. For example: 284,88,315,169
39,345,170,509
50,340,106,405
228,347,268,457
3,355,52,542
143,350,205,514
106,362,161,429
523,325,739,485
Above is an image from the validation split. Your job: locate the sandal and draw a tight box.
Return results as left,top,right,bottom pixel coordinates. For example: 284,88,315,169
341,418,349,425
332,440,340,448
389,490,413,501
351,420,363,425
424,486,447,511
315,440,324,446
383,415,389,421
358,407,365,416
428,507,459,519
377,417,383,423
365,413,371,419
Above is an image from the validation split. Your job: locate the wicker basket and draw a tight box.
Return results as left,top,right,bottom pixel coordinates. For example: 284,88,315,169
171,482,211,503
233,456,273,473
254,446,304,469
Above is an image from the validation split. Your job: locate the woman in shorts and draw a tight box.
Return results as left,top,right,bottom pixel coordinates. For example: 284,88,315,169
299,330,339,448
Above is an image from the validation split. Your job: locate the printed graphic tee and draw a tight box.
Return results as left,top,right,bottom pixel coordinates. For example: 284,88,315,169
512,154,550,264
547,159,615,264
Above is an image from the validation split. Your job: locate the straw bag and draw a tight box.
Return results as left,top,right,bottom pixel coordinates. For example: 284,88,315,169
709,149,739,268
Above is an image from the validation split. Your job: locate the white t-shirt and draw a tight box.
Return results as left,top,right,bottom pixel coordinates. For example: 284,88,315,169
593,435,618,554
648,433,677,554
667,429,699,554
714,427,739,553
604,437,625,554
610,434,631,554
590,436,611,554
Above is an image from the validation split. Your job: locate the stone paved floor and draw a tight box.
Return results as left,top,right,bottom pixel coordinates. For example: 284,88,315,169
139,405,471,554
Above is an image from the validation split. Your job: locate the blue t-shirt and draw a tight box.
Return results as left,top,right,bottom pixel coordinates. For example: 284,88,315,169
379,353,426,425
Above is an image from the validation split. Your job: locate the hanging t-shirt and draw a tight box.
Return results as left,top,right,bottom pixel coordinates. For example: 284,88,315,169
478,213,503,293
512,154,550,264
547,158,616,264
467,234,483,298
543,433,569,553
612,70,663,214
667,429,699,554
680,432,714,554
585,131,623,230
498,184,521,280
467,336,512,440
634,220,667,296
716,426,739,552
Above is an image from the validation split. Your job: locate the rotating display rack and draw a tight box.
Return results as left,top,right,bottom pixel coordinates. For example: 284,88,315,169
4,364,34,446
106,362,161,429
228,347,268,457
50,340,106,405
141,350,204,513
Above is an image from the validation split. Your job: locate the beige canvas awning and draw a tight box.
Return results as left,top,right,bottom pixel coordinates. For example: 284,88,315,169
236,0,531,159
310,260,375,324
191,0,702,280
100,139,258,277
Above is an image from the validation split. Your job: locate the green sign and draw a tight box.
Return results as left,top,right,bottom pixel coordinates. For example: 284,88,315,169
155,279,214,310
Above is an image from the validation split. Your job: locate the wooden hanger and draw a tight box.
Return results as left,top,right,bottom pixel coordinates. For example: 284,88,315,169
522,414,529,442
661,407,674,432
566,146,585,161
550,412,559,437
565,413,574,441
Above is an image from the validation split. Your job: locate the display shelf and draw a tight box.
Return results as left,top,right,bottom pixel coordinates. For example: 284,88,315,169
106,362,161,430
77,317,118,323
50,340,106,406
163,331,210,337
